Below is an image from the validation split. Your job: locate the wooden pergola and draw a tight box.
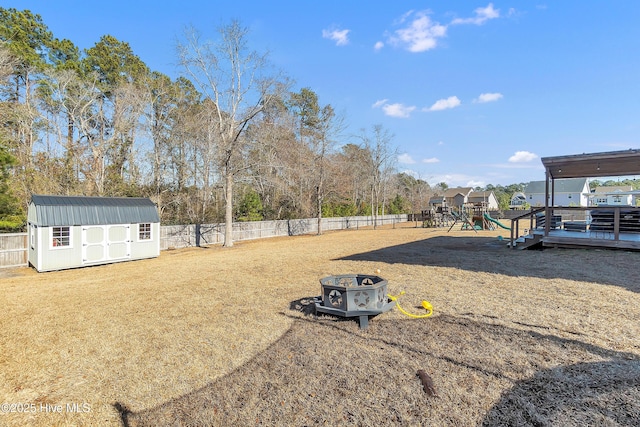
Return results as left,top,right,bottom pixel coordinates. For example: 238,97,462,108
541,148,640,209
511,149,640,250
535,149,640,249
541,149,640,180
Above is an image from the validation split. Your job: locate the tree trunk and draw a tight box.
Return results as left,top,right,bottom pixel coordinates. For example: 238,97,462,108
316,185,322,235
224,168,234,247
371,187,376,229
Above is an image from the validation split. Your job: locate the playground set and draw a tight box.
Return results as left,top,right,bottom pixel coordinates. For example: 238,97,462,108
420,205,510,232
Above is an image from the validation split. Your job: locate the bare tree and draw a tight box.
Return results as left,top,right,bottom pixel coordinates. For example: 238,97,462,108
42,68,108,194
44,69,146,197
288,88,345,234
105,81,147,192
332,143,371,214
244,95,300,219
360,125,397,228
177,21,288,247
311,105,346,234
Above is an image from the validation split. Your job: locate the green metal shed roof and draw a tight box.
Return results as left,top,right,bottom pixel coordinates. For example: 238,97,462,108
29,195,160,227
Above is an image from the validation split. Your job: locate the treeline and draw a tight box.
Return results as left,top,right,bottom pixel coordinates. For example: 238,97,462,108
5,9,629,237
590,179,640,191
0,8,440,237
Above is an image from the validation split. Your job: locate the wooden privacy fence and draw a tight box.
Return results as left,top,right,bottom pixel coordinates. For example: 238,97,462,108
0,233,28,269
0,215,407,268
160,215,407,250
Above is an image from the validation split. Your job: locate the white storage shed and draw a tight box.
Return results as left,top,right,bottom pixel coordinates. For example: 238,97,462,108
27,195,160,272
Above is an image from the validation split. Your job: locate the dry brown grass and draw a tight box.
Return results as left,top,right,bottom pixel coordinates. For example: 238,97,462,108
1,222,639,426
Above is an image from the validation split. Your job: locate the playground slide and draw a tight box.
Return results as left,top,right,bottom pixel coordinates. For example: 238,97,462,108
483,213,511,230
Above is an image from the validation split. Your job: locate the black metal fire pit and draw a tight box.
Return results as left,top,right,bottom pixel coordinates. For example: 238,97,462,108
314,274,396,329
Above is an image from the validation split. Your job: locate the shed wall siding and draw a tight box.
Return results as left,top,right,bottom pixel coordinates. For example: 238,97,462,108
27,225,36,269
38,225,83,272
130,223,161,260
33,223,160,272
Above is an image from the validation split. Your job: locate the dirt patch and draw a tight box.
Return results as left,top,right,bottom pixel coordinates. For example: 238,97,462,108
0,268,22,279
0,223,638,426
124,315,640,426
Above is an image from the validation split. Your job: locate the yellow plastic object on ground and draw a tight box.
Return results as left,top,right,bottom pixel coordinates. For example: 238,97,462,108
388,291,433,318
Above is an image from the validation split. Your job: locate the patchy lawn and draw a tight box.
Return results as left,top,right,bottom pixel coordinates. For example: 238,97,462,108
1,223,638,426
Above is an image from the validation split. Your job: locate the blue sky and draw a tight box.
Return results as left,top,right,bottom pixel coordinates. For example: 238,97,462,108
7,1,640,187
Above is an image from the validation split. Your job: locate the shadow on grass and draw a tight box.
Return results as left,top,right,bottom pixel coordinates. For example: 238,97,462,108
336,235,640,293
482,359,640,426
115,306,640,427
289,296,402,330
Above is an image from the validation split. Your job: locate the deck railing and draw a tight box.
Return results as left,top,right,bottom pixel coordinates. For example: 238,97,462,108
511,205,640,248
509,207,545,248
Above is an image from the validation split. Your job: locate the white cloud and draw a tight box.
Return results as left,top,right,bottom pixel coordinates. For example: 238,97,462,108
322,28,350,46
427,96,461,111
382,103,416,118
374,41,384,51
395,10,416,25
475,92,503,103
372,99,416,118
508,151,538,163
401,169,420,179
467,179,486,188
427,173,484,188
389,10,447,52
451,3,500,25
422,157,440,164
371,99,388,108
491,162,543,169
398,153,416,164
437,141,444,145
385,5,501,54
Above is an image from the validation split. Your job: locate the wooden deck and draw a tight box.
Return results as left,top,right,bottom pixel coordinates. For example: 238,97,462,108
535,229,640,250
511,206,640,251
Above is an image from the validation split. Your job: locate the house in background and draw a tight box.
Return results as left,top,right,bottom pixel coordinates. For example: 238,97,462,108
510,192,527,209
28,195,160,272
428,195,446,210
443,187,473,208
429,188,498,211
524,178,590,207
467,191,499,210
591,186,633,206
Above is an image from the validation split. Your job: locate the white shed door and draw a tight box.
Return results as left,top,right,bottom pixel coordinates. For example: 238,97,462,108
107,225,131,260
82,225,131,264
82,226,106,264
